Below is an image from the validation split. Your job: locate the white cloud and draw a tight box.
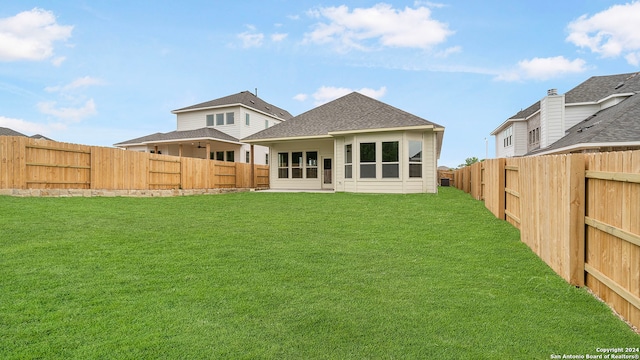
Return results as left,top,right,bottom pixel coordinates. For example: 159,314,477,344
293,93,308,101
37,99,97,122
566,1,640,65
626,52,640,66
271,33,288,42
310,86,387,105
45,76,104,93
238,26,264,48
304,3,452,51
0,116,50,134
435,45,462,58
495,56,587,82
0,8,73,62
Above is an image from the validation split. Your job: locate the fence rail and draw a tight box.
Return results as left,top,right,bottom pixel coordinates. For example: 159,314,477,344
452,151,640,330
1,136,268,191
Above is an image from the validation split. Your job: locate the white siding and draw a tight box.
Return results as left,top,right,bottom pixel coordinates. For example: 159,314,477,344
176,105,283,139
540,94,565,148
336,131,437,194
565,104,599,131
176,110,207,131
496,126,515,158
513,122,528,156
269,140,334,190
238,108,283,139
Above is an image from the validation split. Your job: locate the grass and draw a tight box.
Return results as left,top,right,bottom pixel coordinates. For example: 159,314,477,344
0,187,638,359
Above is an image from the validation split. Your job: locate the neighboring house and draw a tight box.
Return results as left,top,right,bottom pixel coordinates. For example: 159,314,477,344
491,72,640,157
115,91,293,165
243,92,445,193
0,127,53,140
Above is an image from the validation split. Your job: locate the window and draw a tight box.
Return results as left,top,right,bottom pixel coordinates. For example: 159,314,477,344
209,152,215,160
216,114,224,126
503,126,513,147
245,151,250,163
265,120,269,129
278,153,289,178
206,114,214,127
226,112,234,125
216,151,224,161
292,152,303,178
382,142,399,178
409,141,422,178
306,151,318,179
245,113,250,126
265,154,269,165
344,144,352,179
226,151,234,162
360,142,376,178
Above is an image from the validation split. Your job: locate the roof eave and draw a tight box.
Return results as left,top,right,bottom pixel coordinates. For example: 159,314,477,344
531,141,640,156
243,134,333,144
141,137,243,145
327,124,437,136
172,103,289,121
490,118,525,135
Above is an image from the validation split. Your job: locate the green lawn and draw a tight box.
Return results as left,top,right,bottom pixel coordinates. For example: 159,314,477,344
1,188,638,359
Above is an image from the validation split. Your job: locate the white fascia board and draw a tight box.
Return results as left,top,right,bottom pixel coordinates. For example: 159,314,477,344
532,141,640,156
490,118,525,136
172,103,286,121
243,134,333,144
327,124,436,136
141,137,243,145
565,93,635,107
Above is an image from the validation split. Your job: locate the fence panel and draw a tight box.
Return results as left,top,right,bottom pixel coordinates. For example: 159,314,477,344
24,138,91,189
504,158,521,229
469,162,483,200
1,137,268,191
585,151,640,329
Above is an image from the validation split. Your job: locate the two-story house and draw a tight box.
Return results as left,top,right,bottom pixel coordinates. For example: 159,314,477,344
491,72,640,157
115,91,293,165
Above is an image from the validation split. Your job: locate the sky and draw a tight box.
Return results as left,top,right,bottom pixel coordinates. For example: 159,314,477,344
1,1,640,168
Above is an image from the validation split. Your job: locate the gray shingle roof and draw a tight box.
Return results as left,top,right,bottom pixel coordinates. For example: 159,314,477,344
506,72,640,122
565,72,640,103
115,127,239,146
0,127,27,137
243,92,443,141
172,91,293,120
508,101,540,120
529,93,640,154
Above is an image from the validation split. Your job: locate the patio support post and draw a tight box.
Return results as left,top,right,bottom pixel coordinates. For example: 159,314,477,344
250,144,255,188
206,143,211,160
179,144,183,157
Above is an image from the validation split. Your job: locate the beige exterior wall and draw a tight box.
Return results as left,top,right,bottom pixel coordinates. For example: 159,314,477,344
268,139,335,190
175,105,282,138
267,130,439,193
540,94,565,148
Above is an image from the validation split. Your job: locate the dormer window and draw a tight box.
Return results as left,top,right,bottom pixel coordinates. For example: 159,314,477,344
216,114,224,126
226,112,234,125
206,114,214,126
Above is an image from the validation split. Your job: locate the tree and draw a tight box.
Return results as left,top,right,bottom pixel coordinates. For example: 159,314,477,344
458,156,479,168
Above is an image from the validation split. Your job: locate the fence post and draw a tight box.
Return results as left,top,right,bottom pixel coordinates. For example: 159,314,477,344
498,158,506,221
568,154,586,286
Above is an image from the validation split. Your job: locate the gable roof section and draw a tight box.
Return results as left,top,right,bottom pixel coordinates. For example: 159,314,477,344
0,127,27,137
115,127,240,146
491,101,541,135
172,91,293,120
529,93,640,155
243,92,444,142
565,72,640,104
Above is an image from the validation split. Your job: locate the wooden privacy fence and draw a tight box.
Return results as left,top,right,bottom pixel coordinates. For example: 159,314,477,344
453,151,640,330
0,136,269,191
